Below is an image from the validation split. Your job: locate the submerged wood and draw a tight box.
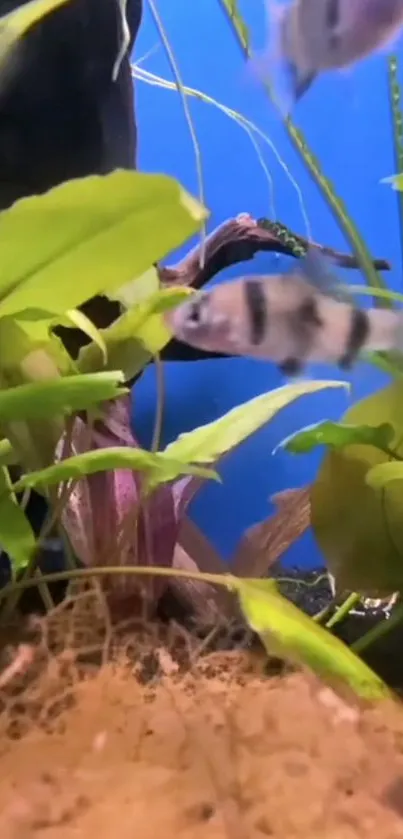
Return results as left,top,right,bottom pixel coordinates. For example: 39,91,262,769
159,214,390,290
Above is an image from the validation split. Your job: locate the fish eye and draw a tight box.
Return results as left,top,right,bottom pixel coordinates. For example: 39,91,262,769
186,293,210,327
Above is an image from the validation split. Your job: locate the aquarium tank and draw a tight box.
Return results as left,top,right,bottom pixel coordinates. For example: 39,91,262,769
5,3,403,835
2,0,403,708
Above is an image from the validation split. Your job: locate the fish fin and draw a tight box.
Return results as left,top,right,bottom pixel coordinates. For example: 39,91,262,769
294,247,352,302
247,1,315,115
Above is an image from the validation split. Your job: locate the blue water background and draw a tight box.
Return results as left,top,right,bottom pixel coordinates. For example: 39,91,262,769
130,0,401,568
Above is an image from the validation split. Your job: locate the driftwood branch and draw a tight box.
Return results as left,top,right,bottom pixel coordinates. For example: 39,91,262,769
159,213,390,290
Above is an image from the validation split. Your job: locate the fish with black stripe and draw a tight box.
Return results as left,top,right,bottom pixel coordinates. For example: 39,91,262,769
165,251,403,375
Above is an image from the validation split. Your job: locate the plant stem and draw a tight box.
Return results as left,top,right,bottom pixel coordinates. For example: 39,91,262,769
325,592,361,629
352,600,403,654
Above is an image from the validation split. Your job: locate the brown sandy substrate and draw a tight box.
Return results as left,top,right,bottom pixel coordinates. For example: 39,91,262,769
2,647,403,839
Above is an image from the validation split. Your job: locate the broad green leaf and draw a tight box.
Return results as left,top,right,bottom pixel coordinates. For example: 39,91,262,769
237,578,390,699
0,466,36,577
0,371,126,421
366,461,403,489
108,266,160,308
10,447,218,494
78,287,193,379
311,381,403,596
0,0,71,68
0,170,207,319
278,420,395,456
381,173,403,190
162,380,349,465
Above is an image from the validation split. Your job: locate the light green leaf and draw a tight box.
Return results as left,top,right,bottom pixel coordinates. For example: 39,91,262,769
11,447,218,494
278,420,395,456
366,461,403,489
237,578,390,699
0,170,207,319
0,371,126,422
365,349,403,378
78,287,193,379
0,465,36,576
0,315,75,375
220,0,250,52
0,438,17,466
311,381,403,596
162,380,349,465
64,309,107,364
347,285,403,305
107,266,160,308
381,173,403,191
0,0,71,69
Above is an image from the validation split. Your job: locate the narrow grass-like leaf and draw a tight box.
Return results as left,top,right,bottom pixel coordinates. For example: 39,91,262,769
237,578,390,699
278,420,395,456
162,381,349,465
63,309,107,364
347,285,403,305
11,447,218,494
0,466,36,576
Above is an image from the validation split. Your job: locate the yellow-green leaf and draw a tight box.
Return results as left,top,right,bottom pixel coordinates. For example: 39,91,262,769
107,266,160,309
0,315,75,376
0,170,207,319
0,438,17,466
0,465,36,576
0,371,126,422
311,381,403,596
77,287,193,379
11,447,218,494
64,309,107,364
381,173,403,191
220,0,250,52
279,420,395,456
366,461,403,489
237,578,390,699
162,380,349,465
0,0,71,69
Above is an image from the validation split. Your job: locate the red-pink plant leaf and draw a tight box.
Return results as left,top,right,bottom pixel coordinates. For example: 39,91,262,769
58,396,178,612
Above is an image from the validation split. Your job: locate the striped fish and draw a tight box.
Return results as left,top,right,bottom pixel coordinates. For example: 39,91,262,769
165,253,403,375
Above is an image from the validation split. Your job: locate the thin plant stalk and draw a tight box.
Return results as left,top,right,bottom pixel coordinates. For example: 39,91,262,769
146,0,207,268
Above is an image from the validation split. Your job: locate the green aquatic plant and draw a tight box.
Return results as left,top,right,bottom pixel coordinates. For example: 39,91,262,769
0,562,390,699
146,0,207,267
0,0,399,699
388,55,403,263
0,166,206,594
